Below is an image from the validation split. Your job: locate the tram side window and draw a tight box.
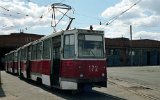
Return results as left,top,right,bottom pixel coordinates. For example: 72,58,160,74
24,48,27,60
31,45,37,60
21,49,25,60
10,53,13,61
21,48,27,60
43,39,51,59
20,49,23,61
19,50,22,61
20,50,22,61
10,54,13,61
14,52,17,61
37,42,42,59
28,46,32,60
64,34,75,59
17,51,20,61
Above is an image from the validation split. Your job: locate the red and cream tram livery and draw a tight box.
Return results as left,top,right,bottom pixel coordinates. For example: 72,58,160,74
5,50,19,75
13,49,19,74
5,51,14,73
6,29,107,90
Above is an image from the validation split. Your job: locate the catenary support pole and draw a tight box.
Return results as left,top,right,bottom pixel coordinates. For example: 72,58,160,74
130,25,133,66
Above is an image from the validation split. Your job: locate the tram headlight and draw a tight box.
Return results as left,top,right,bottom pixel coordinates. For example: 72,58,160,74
78,66,81,69
80,74,83,78
102,73,105,77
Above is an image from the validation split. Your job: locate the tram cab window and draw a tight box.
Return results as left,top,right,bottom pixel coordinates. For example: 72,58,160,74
78,34,104,58
63,34,75,59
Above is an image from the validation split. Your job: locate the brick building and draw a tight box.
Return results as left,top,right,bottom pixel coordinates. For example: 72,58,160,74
1,32,160,69
0,32,44,70
105,38,160,66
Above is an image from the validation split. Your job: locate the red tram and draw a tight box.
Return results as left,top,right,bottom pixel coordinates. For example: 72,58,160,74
5,29,107,91
5,50,19,75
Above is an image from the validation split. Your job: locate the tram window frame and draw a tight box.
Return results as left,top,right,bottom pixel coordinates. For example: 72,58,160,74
17,50,20,61
14,52,18,61
21,49,24,60
52,36,61,59
28,46,32,60
78,34,104,58
11,54,13,61
31,45,37,60
23,48,27,60
63,34,75,59
37,42,42,60
42,39,51,59
21,47,27,60
19,50,22,61
10,53,13,61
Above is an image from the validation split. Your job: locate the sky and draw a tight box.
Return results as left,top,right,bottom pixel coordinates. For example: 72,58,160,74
0,0,160,40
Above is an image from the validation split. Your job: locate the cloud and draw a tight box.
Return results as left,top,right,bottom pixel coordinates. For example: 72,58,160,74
101,0,160,40
92,23,130,38
134,31,160,40
0,0,49,34
0,0,68,35
140,0,160,14
0,29,17,35
132,15,160,27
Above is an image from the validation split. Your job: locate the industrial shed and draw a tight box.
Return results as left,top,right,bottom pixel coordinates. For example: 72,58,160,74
1,33,160,69
105,38,160,66
0,32,44,70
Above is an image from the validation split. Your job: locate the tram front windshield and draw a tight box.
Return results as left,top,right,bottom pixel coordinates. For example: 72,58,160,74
78,34,104,59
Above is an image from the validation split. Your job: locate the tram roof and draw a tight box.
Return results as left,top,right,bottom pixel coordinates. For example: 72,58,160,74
6,29,104,54
39,29,104,41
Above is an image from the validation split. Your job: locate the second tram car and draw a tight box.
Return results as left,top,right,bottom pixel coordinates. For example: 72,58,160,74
5,29,107,91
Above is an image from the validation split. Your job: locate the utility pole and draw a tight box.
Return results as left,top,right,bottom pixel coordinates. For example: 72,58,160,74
130,25,133,66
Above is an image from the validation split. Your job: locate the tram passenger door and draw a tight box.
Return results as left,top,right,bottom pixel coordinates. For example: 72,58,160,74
51,36,61,86
26,46,31,79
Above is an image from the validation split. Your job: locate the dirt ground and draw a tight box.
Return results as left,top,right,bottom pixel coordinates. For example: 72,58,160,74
0,66,160,100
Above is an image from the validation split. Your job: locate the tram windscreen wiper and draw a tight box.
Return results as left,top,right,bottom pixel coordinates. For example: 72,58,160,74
89,49,96,58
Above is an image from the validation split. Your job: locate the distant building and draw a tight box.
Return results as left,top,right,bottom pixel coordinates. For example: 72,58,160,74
0,32,44,70
1,33,160,69
105,38,160,66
